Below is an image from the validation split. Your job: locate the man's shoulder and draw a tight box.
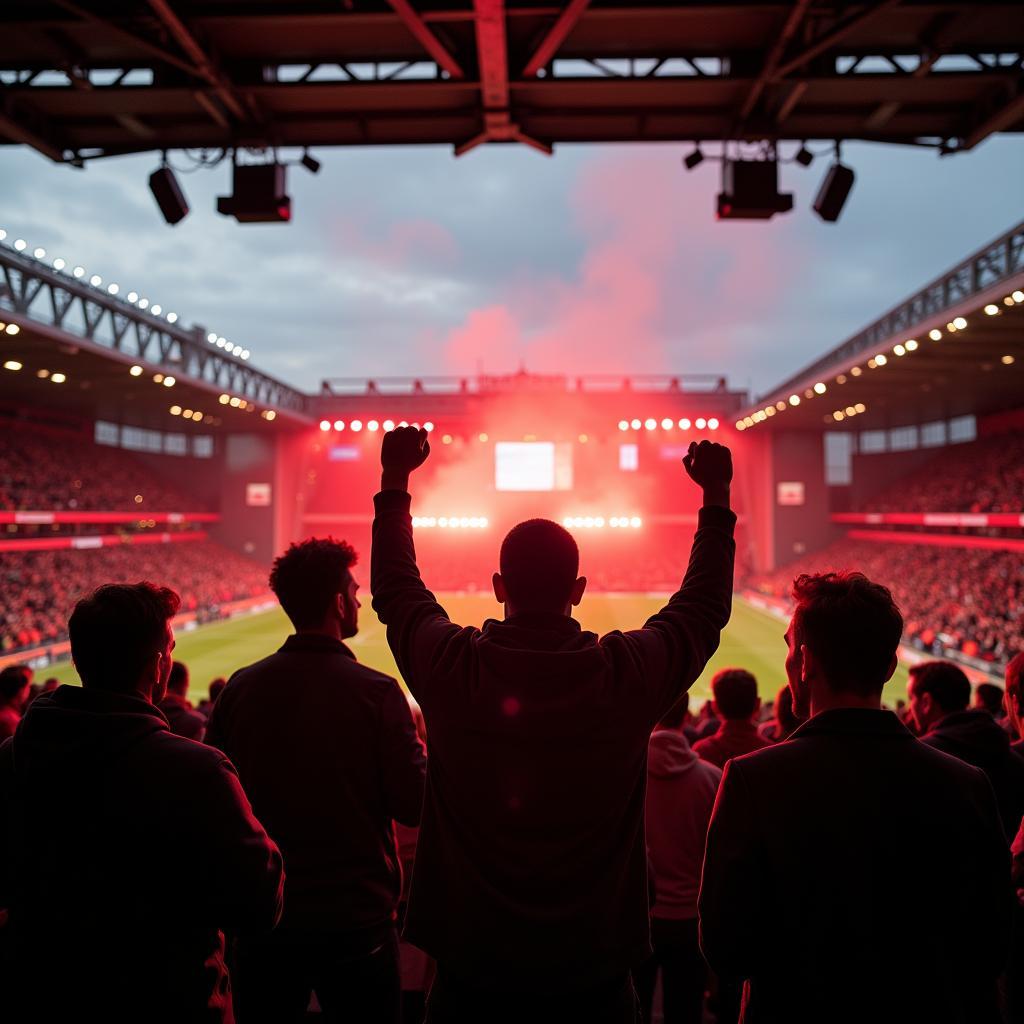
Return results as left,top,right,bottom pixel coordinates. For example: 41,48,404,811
141,726,232,776
228,646,402,699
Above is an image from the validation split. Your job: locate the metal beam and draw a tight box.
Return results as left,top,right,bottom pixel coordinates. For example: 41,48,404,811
385,0,465,80
774,0,904,82
737,0,813,125
0,107,65,162
962,80,1024,150
145,0,247,121
522,0,592,77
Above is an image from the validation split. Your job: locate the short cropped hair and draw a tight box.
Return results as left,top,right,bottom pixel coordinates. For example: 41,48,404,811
167,661,190,696
0,665,31,704
209,677,227,702
974,682,1005,716
69,583,180,693
269,537,358,629
792,572,903,696
909,661,971,714
658,692,690,731
711,668,759,720
499,519,579,611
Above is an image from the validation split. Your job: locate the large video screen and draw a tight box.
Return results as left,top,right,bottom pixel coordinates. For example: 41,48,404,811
495,442,573,491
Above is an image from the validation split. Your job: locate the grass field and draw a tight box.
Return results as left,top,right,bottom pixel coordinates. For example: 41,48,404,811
42,594,911,709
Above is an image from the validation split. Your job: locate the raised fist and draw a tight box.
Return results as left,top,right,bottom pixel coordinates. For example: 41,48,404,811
381,425,430,475
683,440,733,494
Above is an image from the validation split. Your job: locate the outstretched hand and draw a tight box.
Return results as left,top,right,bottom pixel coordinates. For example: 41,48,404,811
380,426,430,491
683,440,732,508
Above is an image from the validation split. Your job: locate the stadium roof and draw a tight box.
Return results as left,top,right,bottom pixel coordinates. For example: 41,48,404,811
735,219,1024,433
1,1,1023,162
0,236,313,429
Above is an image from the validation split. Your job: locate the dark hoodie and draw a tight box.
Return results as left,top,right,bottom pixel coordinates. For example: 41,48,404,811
371,489,735,992
0,685,284,1023
646,729,722,919
922,708,1024,840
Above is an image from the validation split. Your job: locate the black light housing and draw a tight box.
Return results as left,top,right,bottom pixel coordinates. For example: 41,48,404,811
683,147,704,171
716,159,793,220
812,162,855,222
217,163,292,223
795,144,814,167
300,151,321,174
149,165,189,225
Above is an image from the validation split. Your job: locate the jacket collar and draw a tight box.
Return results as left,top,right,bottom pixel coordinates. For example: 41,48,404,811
487,612,582,633
279,633,356,660
789,707,912,741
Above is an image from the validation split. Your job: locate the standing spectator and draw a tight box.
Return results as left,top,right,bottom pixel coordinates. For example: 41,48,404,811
909,660,1024,840
158,660,206,741
700,572,1011,1023
206,537,426,1024
0,665,31,740
975,682,1008,720
371,429,735,1023
0,583,283,1023
757,685,800,743
199,677,228,719
692,669,771,768
637,699,722,1024
1005,652,1024,757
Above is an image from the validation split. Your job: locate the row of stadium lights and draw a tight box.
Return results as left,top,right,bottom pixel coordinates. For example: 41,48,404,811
412,516,489,529
563,516,643,529
618,417,719,431
738,292,1022,431
0,230,252,362
1,319,67,380
319,419,435,433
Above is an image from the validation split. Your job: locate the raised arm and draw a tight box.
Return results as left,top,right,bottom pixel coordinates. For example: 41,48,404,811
371,427,462,704
612,440,737,720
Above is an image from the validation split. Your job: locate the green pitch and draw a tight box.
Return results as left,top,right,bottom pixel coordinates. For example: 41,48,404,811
42,595,910,709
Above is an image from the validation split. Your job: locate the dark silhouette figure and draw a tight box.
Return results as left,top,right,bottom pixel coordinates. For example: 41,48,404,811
371,427,735,1023
199,676,228,719
636,699,722,1024
0,665,31,740
206,537,426,1024
692,668,771,767
1005,652,1024,758
158,660,206,741
975,681,1008,719
909,660,1024,839
757,684,800,743
0,583,283,1023
700,572,1011,1024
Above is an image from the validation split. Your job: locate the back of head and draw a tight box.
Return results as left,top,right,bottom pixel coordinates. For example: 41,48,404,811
657,692,689,731
68,583,181,694
973,682,1004,717
269,536,357,629
792,572,903,696
909,661,971,715
0,665,31,705
167,661,190,697
499,519,579,613
712,668,759,720
774,684,800,733
209,677,227,702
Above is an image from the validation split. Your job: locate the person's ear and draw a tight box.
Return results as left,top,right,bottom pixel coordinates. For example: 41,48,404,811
492,573,507,605
570,576,587,606
146,650,165,702
800,643,813,682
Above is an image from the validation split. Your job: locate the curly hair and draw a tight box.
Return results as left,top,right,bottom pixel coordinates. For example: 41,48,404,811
269,536,358,628
791,571,903,696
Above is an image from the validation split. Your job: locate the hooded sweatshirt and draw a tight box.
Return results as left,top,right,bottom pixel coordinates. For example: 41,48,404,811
371,489,736,992
645,728,722,920
922,708,1024,840
0,685,283,1023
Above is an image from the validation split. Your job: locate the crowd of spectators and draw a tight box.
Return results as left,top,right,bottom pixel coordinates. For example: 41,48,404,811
0,541,269,653
861,431,1024,514
0,421,206,512
749,541,1023,670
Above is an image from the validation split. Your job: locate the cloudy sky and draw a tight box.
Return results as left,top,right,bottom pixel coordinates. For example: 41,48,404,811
1,134,1022,400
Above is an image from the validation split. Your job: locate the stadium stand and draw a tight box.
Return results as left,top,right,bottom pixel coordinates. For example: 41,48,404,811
859,431,1024,514
0,542,268,654
749,541,1022,670
0,419,209,513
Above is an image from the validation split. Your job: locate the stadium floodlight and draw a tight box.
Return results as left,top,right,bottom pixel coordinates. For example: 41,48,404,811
33,247,45,258
151,305,162,315
127,291,138,303
350,420,363,432
130,365,144,376
162,376,176,387
73,266,85,278
696,417,707,429
50,372,66,383
789,395,800,406
893,344,906,356
383,419,396,432
138,298,149,309
149,162,190,225
630,418,641,430
3,360,22,371
929,328,942,340
53,257,65,270
984,304,1000,315
217,161,292,223
300,150,322,175
333,420,345,431
5,323,20,336
708,418,719,430
0,229,5,240
424,422,435,432
167,313,178,324
813,382,827,394
794,143,814,167
1003,355,1015,365
717,159,793,220
661,418,673,429
683,146,704,171
678,418,691,429
319,420,331,431
644,418,657,430
952,316,967,330
906,340,918,351
107,283,119,295
367,420,380,432
1013,290,1024,303
89,275,102,286
13,239,26,250
618,420,629,431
